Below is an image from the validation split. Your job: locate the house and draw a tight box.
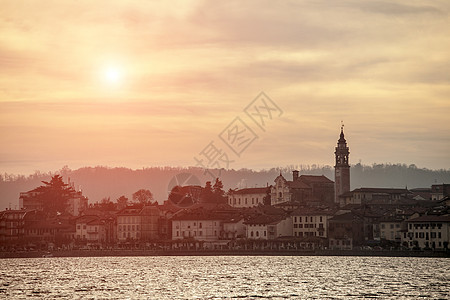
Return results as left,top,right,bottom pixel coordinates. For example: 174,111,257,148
0,209,35,243
328,212,364,250
342,188,410,206
402,215,450,250
115,205,160,246
227,187,268,208
270,171,334,206
222,217,245,239
377,216,404,243
171,211,223,242
19,188,88,216
244,215,292,240
291,208,334,238
431,184,450,201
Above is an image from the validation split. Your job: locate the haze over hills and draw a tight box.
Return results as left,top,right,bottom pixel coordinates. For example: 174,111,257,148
1,164,449,210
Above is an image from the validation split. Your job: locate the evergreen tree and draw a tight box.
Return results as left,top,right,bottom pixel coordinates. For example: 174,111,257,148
35,175,76,215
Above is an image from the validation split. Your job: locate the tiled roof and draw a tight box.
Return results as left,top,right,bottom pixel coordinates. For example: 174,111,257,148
299,175,334,184
353,188,410,194
406,215,450,223
244,214,287,225
229,187,269,195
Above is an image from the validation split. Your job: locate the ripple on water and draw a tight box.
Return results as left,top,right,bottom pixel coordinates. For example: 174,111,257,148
0,256,449,299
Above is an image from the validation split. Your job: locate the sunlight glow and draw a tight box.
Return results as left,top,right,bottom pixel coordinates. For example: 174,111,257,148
103,66,122,85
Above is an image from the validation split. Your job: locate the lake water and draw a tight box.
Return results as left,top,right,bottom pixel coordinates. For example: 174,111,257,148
0,256,448,299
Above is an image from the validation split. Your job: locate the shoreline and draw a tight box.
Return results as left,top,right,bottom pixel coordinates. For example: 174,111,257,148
1,249,448,259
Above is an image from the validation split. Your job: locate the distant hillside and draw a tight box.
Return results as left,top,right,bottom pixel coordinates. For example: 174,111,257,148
1,164,449,210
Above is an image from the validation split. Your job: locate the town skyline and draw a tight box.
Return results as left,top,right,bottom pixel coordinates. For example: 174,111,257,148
1,1,450,175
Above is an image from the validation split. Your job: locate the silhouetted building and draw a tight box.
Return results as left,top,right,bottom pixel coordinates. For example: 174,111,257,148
334,125,350,205
431,184,450,201
271,172,334,206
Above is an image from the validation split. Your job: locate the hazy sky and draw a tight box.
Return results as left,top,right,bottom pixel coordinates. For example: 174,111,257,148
1,0,449,175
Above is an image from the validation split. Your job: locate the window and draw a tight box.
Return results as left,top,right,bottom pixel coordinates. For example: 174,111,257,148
251,231,254,237
256,231,259,237
199,231,202,236
299,217,302,223
390,224,394,229
176,231,179,237
294,217,297,223
77,225,81,229
264,231,266,236
199,223,202,229
320,216,323,222
299,224,303,228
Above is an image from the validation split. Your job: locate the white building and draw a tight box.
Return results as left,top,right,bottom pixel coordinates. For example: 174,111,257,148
228,187,268,208
378,217,403,242
171,215,223,242
402,215,450,250
245,215,292,240
223,217,245,239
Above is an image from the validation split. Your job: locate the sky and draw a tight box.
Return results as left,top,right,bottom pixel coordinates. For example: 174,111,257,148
1,0,449,175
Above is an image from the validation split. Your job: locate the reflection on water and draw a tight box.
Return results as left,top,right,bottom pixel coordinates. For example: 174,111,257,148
0,256,449,299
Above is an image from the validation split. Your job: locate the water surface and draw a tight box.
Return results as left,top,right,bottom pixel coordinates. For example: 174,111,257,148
0,256,448,299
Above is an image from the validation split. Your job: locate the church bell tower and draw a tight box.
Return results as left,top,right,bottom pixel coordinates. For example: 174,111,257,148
334,124,350,204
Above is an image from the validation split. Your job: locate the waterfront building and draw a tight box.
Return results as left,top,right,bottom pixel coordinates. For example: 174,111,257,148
0,209,35,242
403,215,450,250
171,212,223,242
244,215,292,240
328,212,364,250
377,216,404,243
291,208,334,238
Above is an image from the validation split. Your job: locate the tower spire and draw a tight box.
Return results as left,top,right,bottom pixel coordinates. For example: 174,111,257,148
334,124,350,206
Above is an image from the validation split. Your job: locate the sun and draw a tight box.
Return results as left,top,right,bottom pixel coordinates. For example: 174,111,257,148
103,66,122,86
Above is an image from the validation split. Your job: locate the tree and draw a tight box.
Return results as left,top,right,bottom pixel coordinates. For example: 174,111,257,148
200,181,214,203
168,186,183,204
132,189,154,205
213,178,225,203
263,186,272,205
116,195,128,209
35,175,76,215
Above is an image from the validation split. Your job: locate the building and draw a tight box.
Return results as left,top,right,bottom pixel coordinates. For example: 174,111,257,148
0,209,35,243
244,215,292,240
403,215,450,250
431,184,450,201
377,216,404,243
19,187,88,217
75,215,115,247
334,125,350,204
339,188,410,207
292,208,334,238
222,217,245,239
270,171,334,206
328,212,364,250
227,187,268,208
171,211,223,242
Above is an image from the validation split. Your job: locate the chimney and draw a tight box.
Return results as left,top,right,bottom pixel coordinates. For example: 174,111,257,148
293,170,299,181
